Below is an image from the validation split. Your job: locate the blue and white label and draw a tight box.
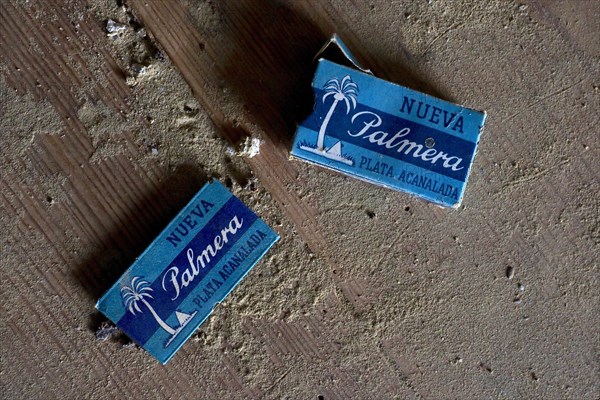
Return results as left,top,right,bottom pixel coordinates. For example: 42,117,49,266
96,180,279,364
291,57,486,208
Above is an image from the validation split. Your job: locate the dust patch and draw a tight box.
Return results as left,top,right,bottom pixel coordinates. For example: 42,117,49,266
0,75,63,158
77,99,135,162
69,0,254,185
0,75,69,217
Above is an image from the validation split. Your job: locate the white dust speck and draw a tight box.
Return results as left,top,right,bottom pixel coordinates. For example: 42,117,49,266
237,136,261,158
106,19,127,36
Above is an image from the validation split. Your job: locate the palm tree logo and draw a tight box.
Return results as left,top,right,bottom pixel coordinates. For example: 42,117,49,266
300,75,358,165
317,76,358,149
121,276,197,347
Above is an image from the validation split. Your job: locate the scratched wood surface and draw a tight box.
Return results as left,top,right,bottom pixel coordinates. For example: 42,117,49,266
1,0,599,399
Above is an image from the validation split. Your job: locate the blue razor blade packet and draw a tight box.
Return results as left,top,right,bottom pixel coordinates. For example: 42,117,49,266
96,180,279,364
291,35,487,208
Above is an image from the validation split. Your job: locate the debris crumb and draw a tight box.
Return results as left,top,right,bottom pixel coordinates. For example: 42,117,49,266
531,371,539,381
131,63,147,76
451,356,463,364
506,266,514,279
95,321,119,341
237,136,261,158
106,19,127,36
480,362,493,373
121,341,138,350
225,146,236,157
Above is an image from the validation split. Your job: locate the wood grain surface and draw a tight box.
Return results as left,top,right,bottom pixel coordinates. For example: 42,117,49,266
1,0,598,399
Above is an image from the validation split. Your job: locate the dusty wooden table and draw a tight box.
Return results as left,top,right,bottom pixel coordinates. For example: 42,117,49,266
1,0,598,398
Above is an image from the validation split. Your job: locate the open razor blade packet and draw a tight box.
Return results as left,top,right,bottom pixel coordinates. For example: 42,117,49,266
291,35,486,208
96,180,279,364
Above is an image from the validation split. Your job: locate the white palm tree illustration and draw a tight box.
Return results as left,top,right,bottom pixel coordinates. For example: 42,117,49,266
121,277,176,336
316,75,358,150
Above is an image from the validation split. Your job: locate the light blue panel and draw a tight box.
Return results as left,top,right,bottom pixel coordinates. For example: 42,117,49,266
313,59,486,143
292,55,486,207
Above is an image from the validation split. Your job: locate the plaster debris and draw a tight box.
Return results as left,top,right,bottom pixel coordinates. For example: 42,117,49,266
237,136,261,158
121,341,138,350
136,28,147,39
95,321,119,341
506,266,515,279
451,356,463,364
131,63,147,76
106,19,127,36
225,146,236,157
